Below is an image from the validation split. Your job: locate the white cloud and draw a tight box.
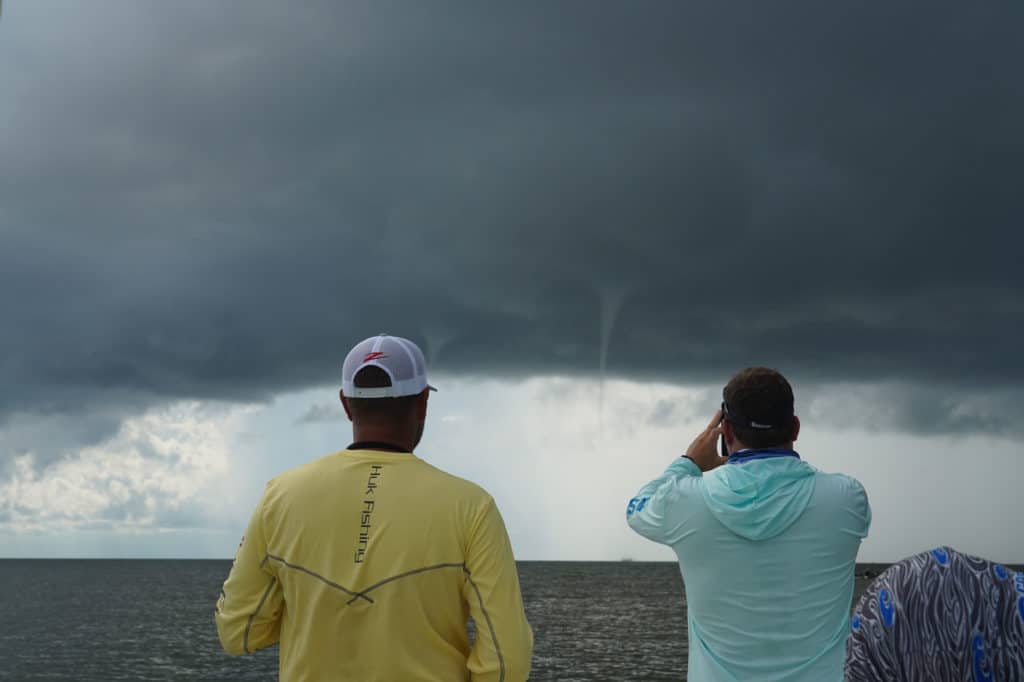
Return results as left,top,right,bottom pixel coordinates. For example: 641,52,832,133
416,375,713,562
0,401,254,534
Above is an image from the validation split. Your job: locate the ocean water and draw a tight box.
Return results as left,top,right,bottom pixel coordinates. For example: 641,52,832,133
0,560,874,681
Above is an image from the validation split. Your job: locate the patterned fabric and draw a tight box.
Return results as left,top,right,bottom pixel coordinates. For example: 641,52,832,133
846,547,1024,681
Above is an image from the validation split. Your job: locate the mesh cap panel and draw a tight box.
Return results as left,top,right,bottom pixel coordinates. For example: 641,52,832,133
341,334,435,398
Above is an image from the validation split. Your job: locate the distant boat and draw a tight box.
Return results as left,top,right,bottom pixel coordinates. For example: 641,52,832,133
620,557,635,562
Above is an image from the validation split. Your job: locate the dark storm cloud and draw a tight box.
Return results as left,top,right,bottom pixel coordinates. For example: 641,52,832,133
1,0,1022,457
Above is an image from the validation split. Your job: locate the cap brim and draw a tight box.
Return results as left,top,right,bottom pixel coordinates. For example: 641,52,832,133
427,384,438,392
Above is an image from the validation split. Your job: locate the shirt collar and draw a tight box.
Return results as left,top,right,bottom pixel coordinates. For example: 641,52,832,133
347,441,411,453
726,447,800,464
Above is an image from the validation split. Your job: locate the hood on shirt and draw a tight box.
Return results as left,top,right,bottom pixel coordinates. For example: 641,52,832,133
701,457,817,541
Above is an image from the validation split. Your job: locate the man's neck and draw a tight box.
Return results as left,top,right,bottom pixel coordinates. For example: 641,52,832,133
351,424,415,453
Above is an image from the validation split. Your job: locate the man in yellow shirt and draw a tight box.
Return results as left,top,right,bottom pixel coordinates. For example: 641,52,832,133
216,334,533,681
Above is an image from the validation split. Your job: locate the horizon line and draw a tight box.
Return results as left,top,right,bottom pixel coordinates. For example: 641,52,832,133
4,557,1017,569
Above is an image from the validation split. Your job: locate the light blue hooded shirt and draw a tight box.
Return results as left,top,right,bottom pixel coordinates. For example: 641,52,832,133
627,451,871,682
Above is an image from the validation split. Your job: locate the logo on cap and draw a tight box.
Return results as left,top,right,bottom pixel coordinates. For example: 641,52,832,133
362,351,388,363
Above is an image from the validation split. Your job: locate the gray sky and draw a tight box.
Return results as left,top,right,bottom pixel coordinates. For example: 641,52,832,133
1,1,1022,560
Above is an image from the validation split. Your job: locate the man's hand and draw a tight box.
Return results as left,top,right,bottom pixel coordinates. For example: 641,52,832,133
685,409,726,473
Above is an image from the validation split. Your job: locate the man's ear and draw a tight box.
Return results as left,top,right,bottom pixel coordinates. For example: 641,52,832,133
340,389,353,422
415,389,429,421
791,415,801,443
722,420,736,448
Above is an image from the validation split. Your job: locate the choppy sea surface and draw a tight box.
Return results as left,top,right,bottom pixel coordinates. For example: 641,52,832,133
0,560,876,681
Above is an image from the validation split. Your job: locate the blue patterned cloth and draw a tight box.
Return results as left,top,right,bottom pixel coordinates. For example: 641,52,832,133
846,547,1024,681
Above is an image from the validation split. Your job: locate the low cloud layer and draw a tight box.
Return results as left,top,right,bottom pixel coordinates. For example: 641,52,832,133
0,402,251,533
1,0,1021,474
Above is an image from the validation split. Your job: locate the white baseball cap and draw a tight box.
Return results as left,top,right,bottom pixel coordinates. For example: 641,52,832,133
342,334,437,398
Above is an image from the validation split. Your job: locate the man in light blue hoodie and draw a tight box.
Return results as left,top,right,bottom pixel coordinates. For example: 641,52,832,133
626,367,871,682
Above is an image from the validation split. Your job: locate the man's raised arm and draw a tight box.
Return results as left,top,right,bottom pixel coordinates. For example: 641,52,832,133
626,409,724,545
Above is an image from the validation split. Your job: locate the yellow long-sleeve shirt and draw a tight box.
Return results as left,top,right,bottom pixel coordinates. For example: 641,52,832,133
215,447,533,681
